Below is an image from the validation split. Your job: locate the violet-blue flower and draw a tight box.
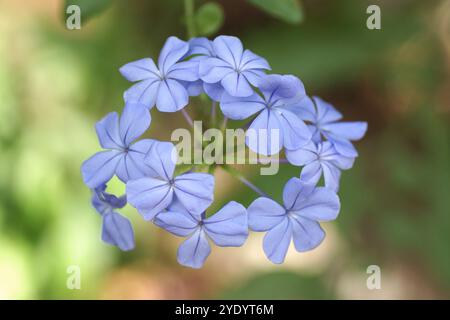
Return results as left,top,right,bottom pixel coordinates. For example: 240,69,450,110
220,74,311,155
154,200,248,269
248,178,340,264
199,35,270,98
291,96,367,157
286,141,355,192
81,101,156,188
120,36,199,112
126,141,214,220
92,184,135,251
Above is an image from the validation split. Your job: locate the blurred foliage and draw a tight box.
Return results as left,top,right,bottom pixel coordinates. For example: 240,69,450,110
194,2,225,36
0,0,449,299
248,0,303,24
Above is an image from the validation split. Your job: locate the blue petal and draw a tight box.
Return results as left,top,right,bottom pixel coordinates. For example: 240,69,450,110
284,95,316,122
275,109,311,151
187,37,215,56
154,209,199,237
291,187,340,222
174,173,214,215
115,140,158,182
126,177,173,220
167,61,199,82
321,162,341,192
322,121,367,141
285,141,318,166
204,201,248,247
240,49,270,71
204,82,225,101
221,71,253,97
123,78,160,109
220,92,265,120
299,162,322,186
92,185,126,215
325,134,358,157
263,217,292,264
156,79,188,112
144,141,176,180
177,229,211,269
282,177,316,210
102,212,135,251
158,36,189,74
95,112,123,149
119,58,160,82
246,109,283,156
259,74,304,100
320,141,355,170
81,150,122,188
242,69,266,87
180,80,204,96
119,101,151,146
213,35,243,68
248,197,286,231
290,215,325,252
313,96,342,124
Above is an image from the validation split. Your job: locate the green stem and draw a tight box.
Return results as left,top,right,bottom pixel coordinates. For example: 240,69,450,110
184,0,196,38
221,164,270,198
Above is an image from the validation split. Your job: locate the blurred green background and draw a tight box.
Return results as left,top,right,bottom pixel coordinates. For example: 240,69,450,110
0,0,449,299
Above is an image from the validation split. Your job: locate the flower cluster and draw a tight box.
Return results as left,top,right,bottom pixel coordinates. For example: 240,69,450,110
81,35,367,268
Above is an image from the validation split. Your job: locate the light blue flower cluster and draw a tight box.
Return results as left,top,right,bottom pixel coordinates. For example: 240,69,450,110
81,35,367,268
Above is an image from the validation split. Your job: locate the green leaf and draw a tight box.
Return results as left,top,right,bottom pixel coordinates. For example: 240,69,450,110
194,2,225,36
248,0,303,24
63,0,113,25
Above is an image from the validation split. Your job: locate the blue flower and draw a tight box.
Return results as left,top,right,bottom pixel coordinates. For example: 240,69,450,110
81,101,156,188
120,36,199,112
248,178,340,264
154,200,248,269
286,141,355,192
220,74,311,155
92,185,135,251
199,35,270,98
126,141,215,220
291,96,367,157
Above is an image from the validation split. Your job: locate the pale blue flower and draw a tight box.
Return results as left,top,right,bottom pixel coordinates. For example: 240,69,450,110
120,36,199,112
220,74,311,155
126,141,214,220
155,200,248,269
290,96,367,157
286,141,355,192
199,35,270,98
92,185,134,251
81,101,156,188
248,178,340,264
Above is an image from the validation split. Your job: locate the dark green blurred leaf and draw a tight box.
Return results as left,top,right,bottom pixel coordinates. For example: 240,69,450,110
63,0,113,24
194,2,224,36
219,271,335,299
248,0,303,24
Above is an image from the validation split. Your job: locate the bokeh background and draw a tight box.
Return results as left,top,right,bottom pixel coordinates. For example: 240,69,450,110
0,0,449,299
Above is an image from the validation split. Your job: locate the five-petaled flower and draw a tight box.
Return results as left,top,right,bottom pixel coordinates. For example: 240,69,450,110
126,141,215,220
292,96,367,157
120,36,199,112
91,184,135,251
81,101,156,188
220,74,311,155
248,178,340,264
199,35,270,98
155,200,248,268
286,141,355,192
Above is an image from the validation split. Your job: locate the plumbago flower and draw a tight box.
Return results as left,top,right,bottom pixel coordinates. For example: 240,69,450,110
81,34,367,269
154,200,248,268
286,141,355,192
220,74,311,155
126,141,214,220
91,185,134,251
81,101,155,188
290,96,368,157
199,35,271,98
248,178,340,264
120,36,199,112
